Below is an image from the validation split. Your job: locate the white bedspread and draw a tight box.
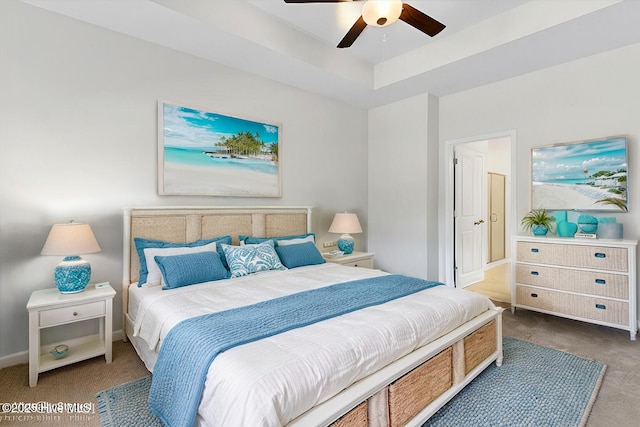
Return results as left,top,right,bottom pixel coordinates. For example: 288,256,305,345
130,263,493,426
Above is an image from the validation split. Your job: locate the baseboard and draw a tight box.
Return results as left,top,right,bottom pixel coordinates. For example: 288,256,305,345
0,329,124,369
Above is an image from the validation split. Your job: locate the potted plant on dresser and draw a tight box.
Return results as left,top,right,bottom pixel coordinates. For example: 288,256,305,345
521,208,555,236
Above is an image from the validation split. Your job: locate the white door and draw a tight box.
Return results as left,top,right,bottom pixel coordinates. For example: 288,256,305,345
454,145,486,287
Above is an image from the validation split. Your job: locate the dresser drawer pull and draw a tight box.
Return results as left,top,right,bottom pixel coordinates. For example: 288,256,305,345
595,304,606,310
73,312,78,316
530,271,539,276
531,248,539,253
594,252,606,258
595,279,606,285
530,293,538,298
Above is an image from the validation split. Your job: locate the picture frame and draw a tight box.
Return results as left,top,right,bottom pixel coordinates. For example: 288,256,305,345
531,136,628,212
158,100,281,197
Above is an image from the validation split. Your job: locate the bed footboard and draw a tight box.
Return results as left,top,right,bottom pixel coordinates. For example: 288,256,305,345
293,308,503,427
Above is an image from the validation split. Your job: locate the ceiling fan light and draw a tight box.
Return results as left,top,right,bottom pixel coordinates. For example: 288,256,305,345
362,0,403,28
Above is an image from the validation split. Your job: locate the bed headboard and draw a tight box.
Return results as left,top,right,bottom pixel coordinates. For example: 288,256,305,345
122,206,312,331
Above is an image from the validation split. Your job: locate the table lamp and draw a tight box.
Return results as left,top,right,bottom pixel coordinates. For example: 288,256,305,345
328,212,362,255
41,221,101,293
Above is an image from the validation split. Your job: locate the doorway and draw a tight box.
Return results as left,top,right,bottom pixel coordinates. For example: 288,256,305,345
439,132,515,303
488,172,506,263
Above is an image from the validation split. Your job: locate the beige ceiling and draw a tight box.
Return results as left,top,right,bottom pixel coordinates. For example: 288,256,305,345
22,0,640,108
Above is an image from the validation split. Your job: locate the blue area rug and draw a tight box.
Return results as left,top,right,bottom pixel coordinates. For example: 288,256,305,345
96,337,605,427
423,337,606,427
96,376,161,427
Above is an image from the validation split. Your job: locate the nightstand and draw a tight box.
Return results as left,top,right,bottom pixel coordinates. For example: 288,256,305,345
27,282,116,387
323,252,375,269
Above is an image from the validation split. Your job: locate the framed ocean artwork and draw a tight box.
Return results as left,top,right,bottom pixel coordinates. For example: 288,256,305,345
158,101,281,197
531,136,627,212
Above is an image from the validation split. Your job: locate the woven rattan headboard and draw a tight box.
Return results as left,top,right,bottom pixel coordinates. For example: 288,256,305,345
122,206,312,332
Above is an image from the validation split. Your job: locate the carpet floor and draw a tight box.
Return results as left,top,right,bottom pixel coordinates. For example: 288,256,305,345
95,337,605,427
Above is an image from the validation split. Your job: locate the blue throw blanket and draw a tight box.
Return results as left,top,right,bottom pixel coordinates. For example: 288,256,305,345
148,274,442,427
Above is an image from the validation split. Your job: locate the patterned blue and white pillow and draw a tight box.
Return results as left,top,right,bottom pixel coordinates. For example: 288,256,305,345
221,241,286,278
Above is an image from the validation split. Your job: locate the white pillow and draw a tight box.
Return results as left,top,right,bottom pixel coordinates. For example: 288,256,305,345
276,235,315,246
142,241,218,286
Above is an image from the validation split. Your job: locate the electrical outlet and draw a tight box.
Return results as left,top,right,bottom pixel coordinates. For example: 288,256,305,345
323,241,337,248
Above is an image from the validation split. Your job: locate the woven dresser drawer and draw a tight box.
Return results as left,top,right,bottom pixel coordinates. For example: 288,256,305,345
516,285,629,326
517,241,628,271
554,244,628,272
516,264,628,299
516,242,556,264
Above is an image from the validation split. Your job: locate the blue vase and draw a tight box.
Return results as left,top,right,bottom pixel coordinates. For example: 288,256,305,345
337,234,355,254
557,221,578,237
531,224,548,236
54,255,91,293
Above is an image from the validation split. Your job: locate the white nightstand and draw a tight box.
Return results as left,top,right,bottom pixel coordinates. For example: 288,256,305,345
323,252,375,269
27,282,116,387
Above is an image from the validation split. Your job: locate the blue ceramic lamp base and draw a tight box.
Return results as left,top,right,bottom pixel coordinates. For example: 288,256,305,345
54,256,91,293
337,234,355,255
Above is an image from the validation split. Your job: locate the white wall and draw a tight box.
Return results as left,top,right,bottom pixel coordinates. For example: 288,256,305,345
0,1,368,359
368,94,440,280
440,42,640,319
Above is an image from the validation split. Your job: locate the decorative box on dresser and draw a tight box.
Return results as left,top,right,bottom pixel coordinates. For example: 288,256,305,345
323,252,375,269
514,236,637,340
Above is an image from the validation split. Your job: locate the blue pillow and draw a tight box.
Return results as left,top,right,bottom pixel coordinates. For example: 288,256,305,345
134,235,232,285
239,233,315,247
221,241,286,278
154,251,229,290
275,241,326,269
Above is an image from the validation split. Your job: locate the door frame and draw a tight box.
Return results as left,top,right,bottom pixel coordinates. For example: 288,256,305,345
438,130,517,287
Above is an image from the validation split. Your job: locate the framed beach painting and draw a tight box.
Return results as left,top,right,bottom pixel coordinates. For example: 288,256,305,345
531,136,628,212
158,101,281,197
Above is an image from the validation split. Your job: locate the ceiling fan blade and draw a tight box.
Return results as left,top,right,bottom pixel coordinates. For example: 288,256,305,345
337,16,367,48
399,3,445,37
284,1,354,3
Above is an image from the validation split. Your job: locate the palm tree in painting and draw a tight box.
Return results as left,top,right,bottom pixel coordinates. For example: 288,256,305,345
216,132,265,158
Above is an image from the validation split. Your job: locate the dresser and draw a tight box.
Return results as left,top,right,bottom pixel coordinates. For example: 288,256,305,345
514,236,637,340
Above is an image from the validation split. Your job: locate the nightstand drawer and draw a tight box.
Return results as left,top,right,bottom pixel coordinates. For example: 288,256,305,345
323,252,375,269
39,300,105,327
341,259,374,269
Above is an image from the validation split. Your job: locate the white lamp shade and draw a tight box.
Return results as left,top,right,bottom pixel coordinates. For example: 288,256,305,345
329,213,363,234
41,222,101,256
362,0,403,27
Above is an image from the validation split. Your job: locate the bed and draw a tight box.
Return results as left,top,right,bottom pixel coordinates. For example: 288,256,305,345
122,206,504,427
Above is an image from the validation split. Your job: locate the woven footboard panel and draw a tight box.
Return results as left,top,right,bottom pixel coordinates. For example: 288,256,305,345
330,401,368,427
388,347,453,427
463,319,496,375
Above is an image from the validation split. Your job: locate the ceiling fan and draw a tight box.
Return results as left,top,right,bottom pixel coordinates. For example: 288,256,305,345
283,0,446,48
